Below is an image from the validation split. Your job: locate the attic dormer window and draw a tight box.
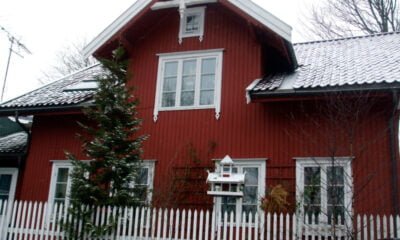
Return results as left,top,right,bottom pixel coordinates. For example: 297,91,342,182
179,7,205,44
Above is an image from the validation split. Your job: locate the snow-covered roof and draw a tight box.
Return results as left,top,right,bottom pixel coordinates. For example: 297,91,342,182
248,32,400,98
83,0,292,58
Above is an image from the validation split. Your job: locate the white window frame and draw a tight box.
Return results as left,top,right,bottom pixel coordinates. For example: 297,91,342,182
48,161,73,207
213,158,266,224
179,7,205,43
154,49,223,121
138,160,156,204
0,168,19,205
295,157,353,229
49,160,156,205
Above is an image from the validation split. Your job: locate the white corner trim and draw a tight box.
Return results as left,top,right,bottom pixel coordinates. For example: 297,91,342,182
83,0,152,58
151,0,217,10
227,0,292,42
245,78,261,104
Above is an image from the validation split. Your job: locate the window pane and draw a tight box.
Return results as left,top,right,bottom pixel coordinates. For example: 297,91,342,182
55,183,67,199
328,206,345,225
328,186,344,205
221,196,236,217
182,76,195,91
202,58,216,74
327,167,344,185
137,168,149,185
164,62,178,77
181,91,195,106
304,205,321,224
0,175,12,195
243,186,258,204
200,90,214,105
200,74,215,90
304,167,320,185
57,168,69,183
162,93,176,107
304,186,321,204
183,60,196,75
243,205,257,221
244,168,258,185
185,15,200,32
163,77,177,91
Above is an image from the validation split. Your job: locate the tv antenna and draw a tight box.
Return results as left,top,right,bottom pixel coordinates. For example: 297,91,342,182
0,25,32,102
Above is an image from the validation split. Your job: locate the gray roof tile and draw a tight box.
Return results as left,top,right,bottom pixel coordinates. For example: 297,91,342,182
0,132,27,154
252,32,400,92
0,64,102,110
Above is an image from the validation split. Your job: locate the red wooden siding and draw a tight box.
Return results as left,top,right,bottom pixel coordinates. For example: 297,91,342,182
16,4,399,215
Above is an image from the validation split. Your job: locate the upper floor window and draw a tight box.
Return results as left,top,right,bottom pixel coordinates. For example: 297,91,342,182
295,157,353,227
154,49,223,121
179,7,205,43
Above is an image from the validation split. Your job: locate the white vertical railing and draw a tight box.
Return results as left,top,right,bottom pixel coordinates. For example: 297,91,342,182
0,200,399,240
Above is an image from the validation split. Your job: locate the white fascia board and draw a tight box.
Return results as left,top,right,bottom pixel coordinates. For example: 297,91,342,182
83,0,152,58
151,0,217,10
228,0,292,42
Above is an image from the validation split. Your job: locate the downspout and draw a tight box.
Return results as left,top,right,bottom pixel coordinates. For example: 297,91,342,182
389,90,400,218
14,111,31,167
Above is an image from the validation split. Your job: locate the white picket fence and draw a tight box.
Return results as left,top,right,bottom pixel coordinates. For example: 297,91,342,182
0,200,398,239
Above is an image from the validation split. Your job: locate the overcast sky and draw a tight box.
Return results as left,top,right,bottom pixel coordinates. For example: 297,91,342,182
0,0,316,102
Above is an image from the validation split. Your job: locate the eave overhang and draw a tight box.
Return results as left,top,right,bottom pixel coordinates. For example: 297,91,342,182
247,83,400,103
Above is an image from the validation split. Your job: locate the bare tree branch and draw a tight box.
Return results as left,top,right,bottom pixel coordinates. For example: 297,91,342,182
306,0,400,40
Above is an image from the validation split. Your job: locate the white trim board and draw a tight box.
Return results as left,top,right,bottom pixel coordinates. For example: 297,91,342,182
83,0,152,58
83,0,292,58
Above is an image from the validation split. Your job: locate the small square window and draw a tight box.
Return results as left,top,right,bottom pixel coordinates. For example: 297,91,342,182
179,7,205,43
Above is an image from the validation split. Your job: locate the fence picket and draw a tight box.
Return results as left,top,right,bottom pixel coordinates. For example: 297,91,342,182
267,212,271,240
1,199,399,240
206,210,211,240
248,212,253,240
187,210,192,240
397,215,400,239
255,212,259,240
241,212,246,240
260,211,265,240
383,215,388,239
279,213,283,240
182,209,187,240
217,211,221,240
390,214,395,239
156,208,162,239
199,210,204,240
193,210,198,240
174,209,180,240
151,208,157,239
272,213,277,240
223,211,227,240
163,208,168,239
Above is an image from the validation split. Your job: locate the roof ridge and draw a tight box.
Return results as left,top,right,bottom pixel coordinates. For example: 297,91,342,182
294,31,400,46
0,63,101,107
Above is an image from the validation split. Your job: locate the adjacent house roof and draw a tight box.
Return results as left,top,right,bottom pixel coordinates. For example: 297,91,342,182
0,132,28,154
0,64,102,115
248,32,400,99
83,0,293,58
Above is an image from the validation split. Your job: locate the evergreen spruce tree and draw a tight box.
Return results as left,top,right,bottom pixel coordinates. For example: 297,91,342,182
65,47,147,238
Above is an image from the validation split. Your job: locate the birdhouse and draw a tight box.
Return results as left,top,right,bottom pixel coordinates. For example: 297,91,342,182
207,155,245,197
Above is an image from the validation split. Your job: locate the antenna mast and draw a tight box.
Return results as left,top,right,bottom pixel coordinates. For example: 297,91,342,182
0,25,32,102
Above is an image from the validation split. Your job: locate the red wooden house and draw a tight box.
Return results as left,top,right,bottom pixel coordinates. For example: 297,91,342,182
0,0,399,224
